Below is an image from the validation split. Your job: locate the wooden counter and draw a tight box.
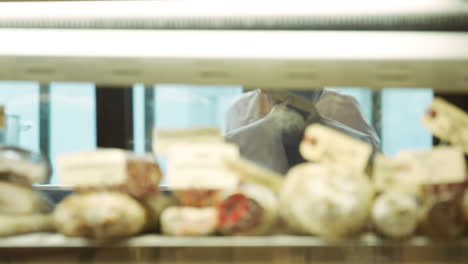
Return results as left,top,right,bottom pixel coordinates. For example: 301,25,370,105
1,233,468,263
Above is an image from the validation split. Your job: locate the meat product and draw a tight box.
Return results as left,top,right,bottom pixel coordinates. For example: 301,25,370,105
173,189,222,207
142,192,177,232
58,149,162,199
372,191,420,238
0,181,53,215
217,183,278,236
462,189,468,224
53,192,147,239
160,207,218,236
0,214,55,237
0,146,50,185
279,163,374,239
420,182,466,240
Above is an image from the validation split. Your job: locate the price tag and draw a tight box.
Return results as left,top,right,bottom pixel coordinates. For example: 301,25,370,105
153,127,223,155
374,147,466,194
166,143,240,190
299,124,372,172
422,97,468,154
57,149,127,186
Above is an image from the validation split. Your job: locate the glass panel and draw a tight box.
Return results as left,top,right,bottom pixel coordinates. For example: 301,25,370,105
154,84,243,133
133,83,145,154
49,82,96,183
153,84,243,181
381,88,434,155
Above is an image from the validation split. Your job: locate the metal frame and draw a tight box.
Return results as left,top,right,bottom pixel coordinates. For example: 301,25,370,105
143,85,155,153
39,84,50,159
0,30,467,92
95,86,134,150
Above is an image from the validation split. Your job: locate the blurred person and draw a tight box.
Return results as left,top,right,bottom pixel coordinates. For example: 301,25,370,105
225,88,379,174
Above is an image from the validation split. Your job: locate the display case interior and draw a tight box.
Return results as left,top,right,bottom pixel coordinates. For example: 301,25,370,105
0,1,467,263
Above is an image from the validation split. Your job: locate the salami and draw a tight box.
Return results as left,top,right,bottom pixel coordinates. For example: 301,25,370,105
217,184,278,236
420,182,466,240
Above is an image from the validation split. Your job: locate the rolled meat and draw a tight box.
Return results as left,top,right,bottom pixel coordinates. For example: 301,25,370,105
217,183,278,236
372,191,420,238
53,192,147,239
160,207,218,236
279,163,374,239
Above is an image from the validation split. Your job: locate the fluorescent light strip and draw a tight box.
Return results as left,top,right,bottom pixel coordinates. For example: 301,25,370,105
0,29,467,92
0,29,467,59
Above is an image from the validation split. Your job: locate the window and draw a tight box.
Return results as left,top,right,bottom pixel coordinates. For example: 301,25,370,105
49,82,96,183
0,81,435,184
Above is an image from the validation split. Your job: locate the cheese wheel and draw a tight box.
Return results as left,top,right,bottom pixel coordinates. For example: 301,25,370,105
280,163,374,239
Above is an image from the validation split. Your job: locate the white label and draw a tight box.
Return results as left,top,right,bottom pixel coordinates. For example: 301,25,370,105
166,143,240,190
222,157,284,193
57,149,127,186
422,97,468,154
299,124,372,172
373,153,425,194
153,127,223,155
374,147,466,194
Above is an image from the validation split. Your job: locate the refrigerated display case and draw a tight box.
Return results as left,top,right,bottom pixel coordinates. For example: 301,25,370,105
0,1,467,263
